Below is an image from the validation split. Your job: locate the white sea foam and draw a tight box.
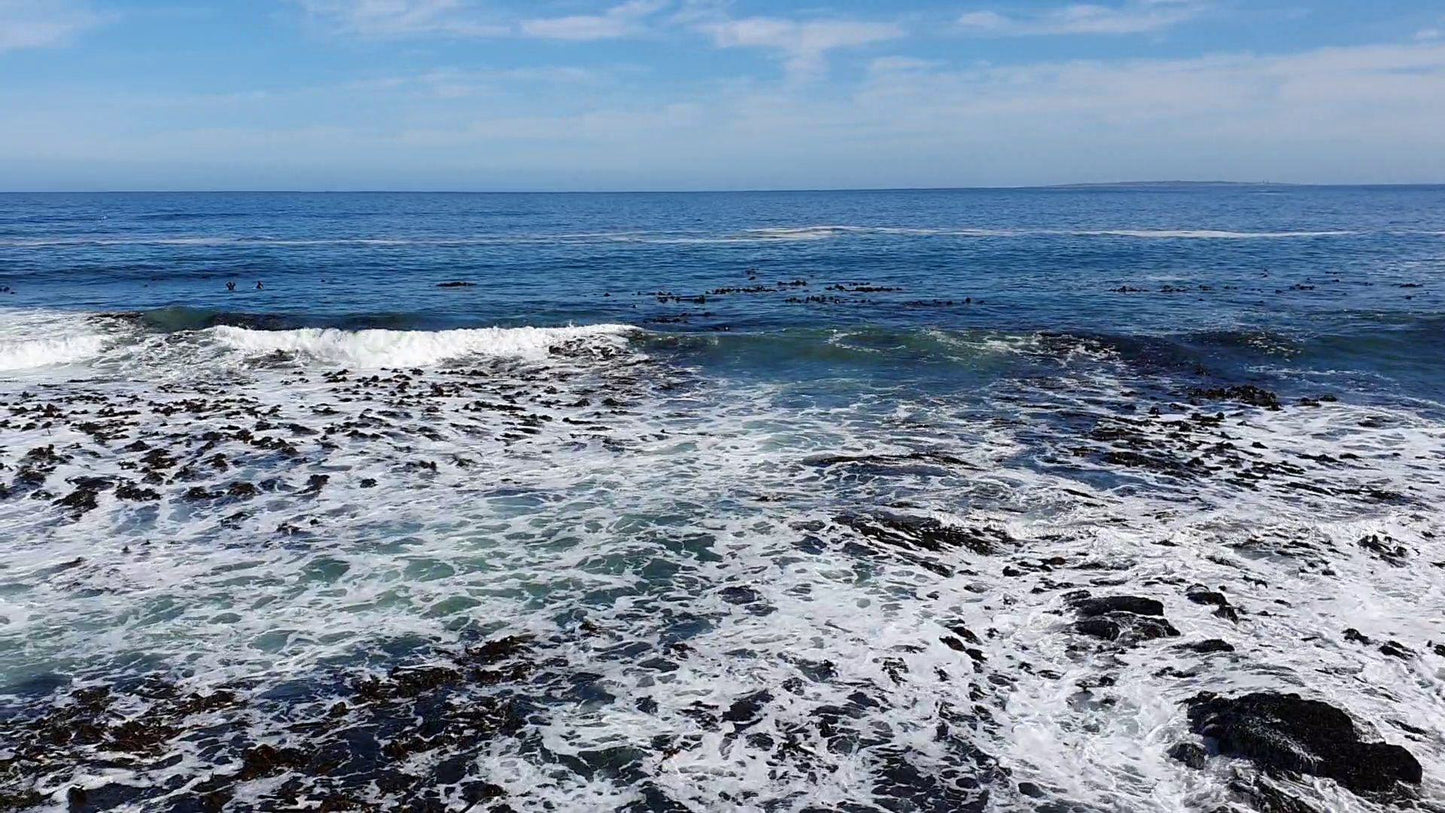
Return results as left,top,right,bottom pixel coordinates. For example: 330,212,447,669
0,309,113,371
0,316,1441,811
208,323,635,367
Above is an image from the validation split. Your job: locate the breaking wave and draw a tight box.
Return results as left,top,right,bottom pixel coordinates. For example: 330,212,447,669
207,324,636,367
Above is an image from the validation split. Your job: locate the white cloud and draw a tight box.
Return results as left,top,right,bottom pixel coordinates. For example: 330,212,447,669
294,0,505,38
5,37,1445,189
702,17,904,79
958,1,1205,37
0,0,105,52
520,0,667,41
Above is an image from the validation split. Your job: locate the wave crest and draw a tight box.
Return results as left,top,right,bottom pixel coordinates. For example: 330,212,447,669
209,324,636,368
0,335,109,371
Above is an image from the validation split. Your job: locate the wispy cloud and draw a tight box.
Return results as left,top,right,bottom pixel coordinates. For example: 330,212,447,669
701,17,904,79
294,0,505,38
0,0,106,52
520,0,667,41
958,1,1205,37
8,39,1444,189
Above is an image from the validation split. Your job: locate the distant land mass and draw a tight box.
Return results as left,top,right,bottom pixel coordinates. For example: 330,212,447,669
1035,180,1293,190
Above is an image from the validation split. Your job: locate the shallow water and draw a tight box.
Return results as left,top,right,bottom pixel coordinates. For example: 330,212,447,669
0,188,1443,812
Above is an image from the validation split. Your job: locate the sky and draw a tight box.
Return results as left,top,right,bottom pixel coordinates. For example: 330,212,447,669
1,0,1443,190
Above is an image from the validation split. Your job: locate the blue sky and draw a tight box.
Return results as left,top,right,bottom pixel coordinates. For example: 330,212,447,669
2,0,1443,190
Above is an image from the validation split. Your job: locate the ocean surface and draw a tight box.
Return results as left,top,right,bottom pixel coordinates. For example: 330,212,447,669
0,187,1442,811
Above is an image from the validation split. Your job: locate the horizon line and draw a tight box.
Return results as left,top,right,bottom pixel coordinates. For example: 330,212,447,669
4,181,1445,195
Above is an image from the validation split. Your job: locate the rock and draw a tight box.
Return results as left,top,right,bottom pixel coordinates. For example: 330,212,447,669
1185,585,1228,608
1379,641,1413,659
1187,585,1240,622
1179,639,1235,654
1074,613,1179,644
722,691,772,726
1168,742,1208,769
1072,596,1164,617
1188,385,1282,411
436,281,477,288
115,481,161,501
225,482,259,500
837,512,1007,556
54,487,100,515
1070,594,1178,645
1184,692,1422,795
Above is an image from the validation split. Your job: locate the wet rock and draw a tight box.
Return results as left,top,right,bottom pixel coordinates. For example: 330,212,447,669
1178,639,1235,654
1070,594,1178,645
1074,613,1179,644
1072,595,1164,618
1344,628,1372,645
838,512,1007,556
114,481,160,501
1184,692,1422,795
1188,385,1283,411
1378,640,1413,659
1186,584,1240,622
1168,742,1209,769
1357,533,1409,565
54,487,101,515
225,481,260,500
722,691,772,726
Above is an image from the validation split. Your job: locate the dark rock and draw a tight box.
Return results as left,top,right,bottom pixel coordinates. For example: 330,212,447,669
1185,692,1422,795
1074,613,1179,644
1185,586,1228,608
1072,595,1164,617
1188,385,1282,410
722,691,772,726
54,487,100,515
225,481,259,500
115,481,161,501
1168,742,1209,769
837,512,1007,556
1179,638,1235,654
1357,534,1409,565
1379,641,1413,659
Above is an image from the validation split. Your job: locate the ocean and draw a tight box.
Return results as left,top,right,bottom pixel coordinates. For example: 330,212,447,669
0,187,1442,811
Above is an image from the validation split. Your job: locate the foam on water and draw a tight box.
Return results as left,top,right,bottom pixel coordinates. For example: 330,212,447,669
208,323,636,367
0,311,1442,811
0,309,114,371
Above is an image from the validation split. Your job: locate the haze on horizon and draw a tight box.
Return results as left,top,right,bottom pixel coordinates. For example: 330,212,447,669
2,0,1443,192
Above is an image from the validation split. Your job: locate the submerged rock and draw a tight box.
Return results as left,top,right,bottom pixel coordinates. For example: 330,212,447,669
1184,692,1422,796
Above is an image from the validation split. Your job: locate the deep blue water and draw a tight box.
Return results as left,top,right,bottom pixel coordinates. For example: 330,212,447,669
2,186,1443,399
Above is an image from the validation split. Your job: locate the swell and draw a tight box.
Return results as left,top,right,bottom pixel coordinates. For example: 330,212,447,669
2,226,1425,251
